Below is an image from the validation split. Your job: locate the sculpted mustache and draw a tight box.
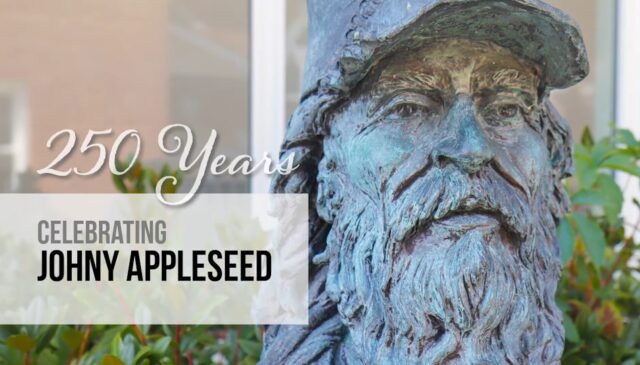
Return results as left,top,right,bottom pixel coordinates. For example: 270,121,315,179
386,163,532,243
389,152,530,202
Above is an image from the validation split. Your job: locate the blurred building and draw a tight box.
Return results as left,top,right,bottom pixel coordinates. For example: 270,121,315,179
0,0,249,193
0,1,633,195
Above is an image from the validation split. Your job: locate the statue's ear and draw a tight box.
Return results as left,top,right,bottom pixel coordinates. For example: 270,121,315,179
538,97,574,221
316,158,343,223
540,98,574,179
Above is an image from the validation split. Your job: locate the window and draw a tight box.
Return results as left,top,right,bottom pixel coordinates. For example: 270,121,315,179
250,0,285,193
0,1,249,193
0,84,27,192
169,0,250,193
617,0,640,232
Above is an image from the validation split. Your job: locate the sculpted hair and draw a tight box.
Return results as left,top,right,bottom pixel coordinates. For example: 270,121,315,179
260,79,573,363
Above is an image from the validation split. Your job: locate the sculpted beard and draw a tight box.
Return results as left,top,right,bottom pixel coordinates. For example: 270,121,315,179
322,161,564,364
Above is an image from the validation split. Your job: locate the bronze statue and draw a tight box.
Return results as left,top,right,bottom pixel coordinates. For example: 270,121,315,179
261,1,588,363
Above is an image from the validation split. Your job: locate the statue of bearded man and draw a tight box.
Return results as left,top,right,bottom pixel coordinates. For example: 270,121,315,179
260,1,589,364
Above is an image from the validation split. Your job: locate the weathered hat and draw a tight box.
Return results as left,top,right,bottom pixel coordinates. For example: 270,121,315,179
302,0,589,97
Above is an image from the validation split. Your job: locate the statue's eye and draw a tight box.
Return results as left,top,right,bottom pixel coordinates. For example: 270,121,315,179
388,103,432,119
496,105,518,118
368,93,441,124
482,103,523,127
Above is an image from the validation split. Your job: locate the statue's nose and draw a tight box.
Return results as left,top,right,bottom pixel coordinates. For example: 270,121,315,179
432,95,494,173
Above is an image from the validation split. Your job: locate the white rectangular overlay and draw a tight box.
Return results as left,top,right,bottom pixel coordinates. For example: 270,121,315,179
0,194,308,325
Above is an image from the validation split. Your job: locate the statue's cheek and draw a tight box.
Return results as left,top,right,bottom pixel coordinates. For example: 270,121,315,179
339,128,414,192
507,129,551,192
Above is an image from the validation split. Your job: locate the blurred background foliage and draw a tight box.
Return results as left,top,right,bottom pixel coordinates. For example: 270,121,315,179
0,160,263,365
1,129,640,364
558,128,640,364
0,324,262,365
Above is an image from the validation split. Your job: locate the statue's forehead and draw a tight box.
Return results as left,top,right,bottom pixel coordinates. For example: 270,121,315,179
371,39,540,95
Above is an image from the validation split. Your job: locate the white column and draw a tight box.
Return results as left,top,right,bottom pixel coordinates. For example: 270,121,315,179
0,83,28,192
250,0,286,193
617,0,640,232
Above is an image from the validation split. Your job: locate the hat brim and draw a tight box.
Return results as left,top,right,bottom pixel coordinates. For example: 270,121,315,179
339,0,589,93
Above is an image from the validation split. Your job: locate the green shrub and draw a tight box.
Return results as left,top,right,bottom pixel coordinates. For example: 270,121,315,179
558,128,640,364
2,130,640,364
0,161,263,365
0,325,263,365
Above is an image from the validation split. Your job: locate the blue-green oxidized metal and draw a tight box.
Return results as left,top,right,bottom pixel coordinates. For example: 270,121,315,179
260,1,588,364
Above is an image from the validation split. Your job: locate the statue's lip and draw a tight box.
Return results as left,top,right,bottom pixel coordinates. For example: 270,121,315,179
433,210,527,243
433,212,501,231
410,211,504,241
403,211,504,251
400,209,522,246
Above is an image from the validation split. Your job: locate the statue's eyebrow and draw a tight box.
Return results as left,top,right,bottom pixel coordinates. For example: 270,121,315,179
367,71,448,115
472,68,538,102
375,71,447,93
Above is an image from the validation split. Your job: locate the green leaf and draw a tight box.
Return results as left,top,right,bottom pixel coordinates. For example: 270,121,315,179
174,170,183,189
581,127,594,148
33,348,58,365
563,314,581,343
596,300,624,337
112,174,129,193
558,217,576,265
623,318,640,349
574,155,598,189
6,334,36,353
160,177,177,195
62,328,84,351
160,163,171,178
146,169,159,189
573,213,606,268
102,355,126,365
573,143,591,160
133,346,150,364
571,189,609,207
594,174,624,226
601,155,640,176
617,129,639,147
243,356,259,365
119,334,136,365
34,326,57,353
111,332,123,357
591,141,615,165
133,170,148,194
238,339,262,358
151,336,171,355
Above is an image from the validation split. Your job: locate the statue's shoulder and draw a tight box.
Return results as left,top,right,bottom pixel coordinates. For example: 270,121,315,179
259,265,347,365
